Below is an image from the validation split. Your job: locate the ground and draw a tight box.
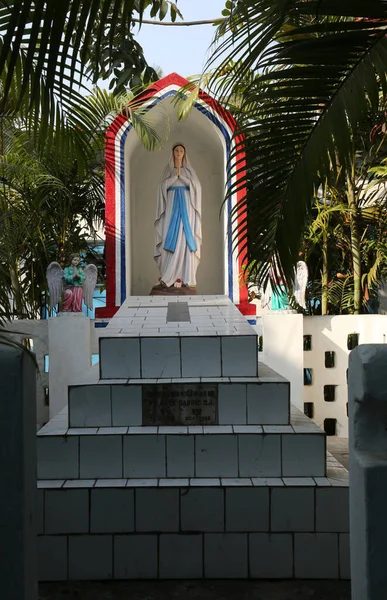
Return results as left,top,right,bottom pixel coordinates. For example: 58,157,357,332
39,580,351,600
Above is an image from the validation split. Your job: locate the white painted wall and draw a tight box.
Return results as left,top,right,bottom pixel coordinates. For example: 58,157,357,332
3,319,48,428
125,98,227,296
48,315,92,419
255,314,304,411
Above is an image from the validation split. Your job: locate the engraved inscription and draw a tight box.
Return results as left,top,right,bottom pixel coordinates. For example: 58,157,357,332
142,384,218,426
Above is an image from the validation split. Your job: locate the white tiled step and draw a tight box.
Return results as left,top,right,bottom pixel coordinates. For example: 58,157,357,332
68,376,290,428
99,334,259,379
36,465,349,581
37,423,326,481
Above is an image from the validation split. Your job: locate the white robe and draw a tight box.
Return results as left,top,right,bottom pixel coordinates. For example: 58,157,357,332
154,164,202,287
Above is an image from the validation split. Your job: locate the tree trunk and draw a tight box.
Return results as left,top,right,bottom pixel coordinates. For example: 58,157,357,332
347,174,362,314
321,230,328,315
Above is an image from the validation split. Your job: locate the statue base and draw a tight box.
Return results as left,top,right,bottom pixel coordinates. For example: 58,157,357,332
149,284,197,296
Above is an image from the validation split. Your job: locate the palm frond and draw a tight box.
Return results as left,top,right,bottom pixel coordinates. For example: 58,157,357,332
208,0,387,284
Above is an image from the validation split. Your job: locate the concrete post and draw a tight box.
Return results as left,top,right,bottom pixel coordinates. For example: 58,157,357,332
48,314,91,418
0,345,37,600
348,344,387,600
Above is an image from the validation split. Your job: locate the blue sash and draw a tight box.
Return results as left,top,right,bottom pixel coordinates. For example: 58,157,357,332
164,186,197,252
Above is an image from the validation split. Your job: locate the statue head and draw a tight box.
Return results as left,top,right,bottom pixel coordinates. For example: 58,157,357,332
69,253,80,267
172,143,186,166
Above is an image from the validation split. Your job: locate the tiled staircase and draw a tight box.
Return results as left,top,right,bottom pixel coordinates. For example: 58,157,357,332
37,296,349,581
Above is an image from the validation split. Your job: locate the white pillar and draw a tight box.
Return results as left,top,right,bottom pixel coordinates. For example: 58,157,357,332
348,344,387,600
0,346,37,600
260,313,304,410
48,314,91,419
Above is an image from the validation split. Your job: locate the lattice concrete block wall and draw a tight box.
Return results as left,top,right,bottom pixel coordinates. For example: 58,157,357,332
304,315,387,437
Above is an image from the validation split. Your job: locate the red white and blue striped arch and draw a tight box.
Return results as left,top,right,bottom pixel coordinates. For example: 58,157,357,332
96,73,253,319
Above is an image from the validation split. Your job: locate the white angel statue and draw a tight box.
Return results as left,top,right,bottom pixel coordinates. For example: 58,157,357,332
46,254,97,312
260,259,308,311
293,260,308,309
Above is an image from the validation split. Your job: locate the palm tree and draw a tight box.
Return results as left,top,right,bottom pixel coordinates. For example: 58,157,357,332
0,86,165,321
0,1,177,140
205,0,387,290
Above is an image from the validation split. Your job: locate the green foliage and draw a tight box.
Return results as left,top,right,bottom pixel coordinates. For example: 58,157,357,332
0,1,180,143
0,85,166,321
207,0,387,289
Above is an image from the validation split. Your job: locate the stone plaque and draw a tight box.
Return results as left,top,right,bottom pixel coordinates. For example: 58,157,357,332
142,384,218,426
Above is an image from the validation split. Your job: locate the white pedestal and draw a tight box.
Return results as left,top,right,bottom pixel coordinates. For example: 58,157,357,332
48,313,91,419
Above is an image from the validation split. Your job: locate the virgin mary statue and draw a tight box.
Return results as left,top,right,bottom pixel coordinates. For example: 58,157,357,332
154,143,202,288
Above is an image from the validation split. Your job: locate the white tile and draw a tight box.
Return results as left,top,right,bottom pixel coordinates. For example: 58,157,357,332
247,383,289,425
339,533,350,579
97,427,128,434
37,428,68,437
67,428,98,435
203,426,233,434
316,488,349,532
263,426,293,434
181,338,221,377
271,488,315,532
38,536,67,581
189,426,203,433
37,437,79,480
233,425,262,434
69,385,111,427
45,490,89,534
159,426,188,434
226,488,269,531
114,535,158,579
69,535,113,580
204,534,248,578
221,336,257,377
63,479,95,488
195,435,238,477
140,337,181,378
218,384,247,425
238,434,281,477
282,477,316,486
181,488,224,532
95,479,128,487
190,478,221,486
37,480,65,489
314,478,332,487
167,435,194,477
80,435,122,479
124,435,166,478
136,489,179,531
126,479,158,487
221,478,253,486
90,488,134,533
112,386,142,426
294,533,339,578
128,426,158,434
160,534,203,578
252,478,284,486
100,338,140,379
282,434,325,477
159,478,189,487
249,533,293,578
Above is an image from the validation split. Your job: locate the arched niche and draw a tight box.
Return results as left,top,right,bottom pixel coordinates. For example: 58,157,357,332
98,73,251,318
